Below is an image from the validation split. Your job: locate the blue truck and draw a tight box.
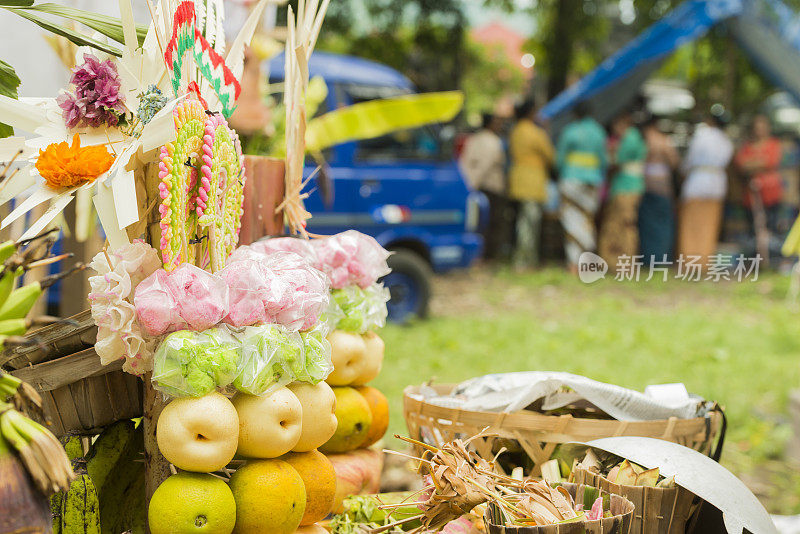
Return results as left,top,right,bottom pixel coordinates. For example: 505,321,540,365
269,52,486,322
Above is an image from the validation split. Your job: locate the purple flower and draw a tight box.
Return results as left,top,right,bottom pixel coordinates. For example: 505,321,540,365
59,53,126,129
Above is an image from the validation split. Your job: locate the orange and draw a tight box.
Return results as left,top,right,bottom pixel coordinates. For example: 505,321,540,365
282,450,337,525
355,386,389,447
148,472,236,534
228,459,306,534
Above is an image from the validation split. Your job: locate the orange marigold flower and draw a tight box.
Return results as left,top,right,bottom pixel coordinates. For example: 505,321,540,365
35,134,115,189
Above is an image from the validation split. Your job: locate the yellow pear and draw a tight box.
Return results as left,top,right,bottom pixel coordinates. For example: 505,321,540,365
326,330,368,385
288,381,338,452
232,388,303,458
352,331,384,385
156,392,239,472
319,387,372,454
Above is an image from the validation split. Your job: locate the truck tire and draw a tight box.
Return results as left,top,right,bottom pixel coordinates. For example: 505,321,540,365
382,249,432,323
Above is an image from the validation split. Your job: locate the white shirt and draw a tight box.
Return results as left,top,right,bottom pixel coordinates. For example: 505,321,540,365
680,123,734,200
459,129,506,195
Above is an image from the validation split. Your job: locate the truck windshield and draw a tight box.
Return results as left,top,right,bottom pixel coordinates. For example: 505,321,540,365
340,83,454,163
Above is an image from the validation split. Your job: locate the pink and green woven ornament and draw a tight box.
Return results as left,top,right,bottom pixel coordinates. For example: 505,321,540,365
158,98,244,271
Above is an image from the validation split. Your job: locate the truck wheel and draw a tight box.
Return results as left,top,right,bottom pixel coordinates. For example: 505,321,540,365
382,249,432,323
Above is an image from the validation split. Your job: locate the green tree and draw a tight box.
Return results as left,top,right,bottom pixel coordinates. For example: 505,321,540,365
461,39,526,123
281,0,467,93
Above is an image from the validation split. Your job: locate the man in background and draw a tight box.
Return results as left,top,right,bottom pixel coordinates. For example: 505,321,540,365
509,100,555,269
459,113,509,260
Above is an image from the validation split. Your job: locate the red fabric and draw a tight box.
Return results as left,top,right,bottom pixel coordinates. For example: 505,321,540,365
735,138,783,207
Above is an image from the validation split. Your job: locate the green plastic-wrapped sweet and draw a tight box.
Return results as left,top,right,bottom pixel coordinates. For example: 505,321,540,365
232,325,297,396
152,327,241,397
330,283,390,333
299,326,333,384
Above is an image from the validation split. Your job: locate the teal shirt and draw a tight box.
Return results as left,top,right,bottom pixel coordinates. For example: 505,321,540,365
609,127,646,196
556,118,608,185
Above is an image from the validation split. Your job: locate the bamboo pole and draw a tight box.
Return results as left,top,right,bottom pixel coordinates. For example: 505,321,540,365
143,372,171,506
140,163,171,523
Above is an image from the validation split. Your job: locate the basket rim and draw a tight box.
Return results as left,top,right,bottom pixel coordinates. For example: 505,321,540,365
403,383,721,435
9,347,124,392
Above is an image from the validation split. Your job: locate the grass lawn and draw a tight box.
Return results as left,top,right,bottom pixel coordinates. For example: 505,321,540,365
372,266,800,514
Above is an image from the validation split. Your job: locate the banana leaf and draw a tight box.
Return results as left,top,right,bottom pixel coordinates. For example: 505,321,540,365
0,60,20,138
305,91,464,153
21,3,148,47
5,8,123,56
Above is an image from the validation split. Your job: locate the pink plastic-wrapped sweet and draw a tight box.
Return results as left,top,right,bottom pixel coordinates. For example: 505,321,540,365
220,259,271,327
134,263,229,336
222,250,329,331
311,230,391,289
249,237,320,268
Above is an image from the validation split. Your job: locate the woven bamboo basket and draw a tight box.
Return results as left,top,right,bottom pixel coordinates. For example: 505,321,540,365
483,482,634,534
403,384,723,475
573,467,698,534
1,310,143,437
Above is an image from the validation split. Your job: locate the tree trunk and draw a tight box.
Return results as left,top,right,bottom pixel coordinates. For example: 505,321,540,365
724,42,737,112
546,0,580,99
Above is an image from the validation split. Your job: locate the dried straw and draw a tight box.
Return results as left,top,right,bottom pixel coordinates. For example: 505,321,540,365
281,0,329,236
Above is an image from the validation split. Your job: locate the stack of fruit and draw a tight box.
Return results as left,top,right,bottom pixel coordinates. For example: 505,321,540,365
320,331,389,514
150,380,341,534
310,232,392,513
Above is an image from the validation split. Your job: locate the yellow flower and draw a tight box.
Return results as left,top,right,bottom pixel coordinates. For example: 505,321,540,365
35,134,114,189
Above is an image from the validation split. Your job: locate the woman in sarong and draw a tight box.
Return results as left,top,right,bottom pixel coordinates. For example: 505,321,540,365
599,112,647,268
678,112,734,266
556,102,608,272
638,116,680,261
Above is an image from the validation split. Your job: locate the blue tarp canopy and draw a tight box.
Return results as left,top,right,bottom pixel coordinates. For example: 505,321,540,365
540,0,800,131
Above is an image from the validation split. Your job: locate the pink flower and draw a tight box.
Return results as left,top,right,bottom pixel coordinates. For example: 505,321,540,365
586,497,604,521
59,53,126,129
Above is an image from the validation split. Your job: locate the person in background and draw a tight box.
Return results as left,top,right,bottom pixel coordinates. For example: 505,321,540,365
459,113,509,260
598,111,647,267
556,101,607,273
508,99,555,269
678,109,734,266
638,116,680,261
734,114,784,261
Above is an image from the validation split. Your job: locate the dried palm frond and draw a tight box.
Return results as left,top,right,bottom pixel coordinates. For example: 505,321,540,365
378,432,587,533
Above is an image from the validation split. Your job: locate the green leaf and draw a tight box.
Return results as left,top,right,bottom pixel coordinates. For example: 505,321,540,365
0,1,34,6
0,59,20,138
305,91,464,153
21,3,147,46
5,7,122,56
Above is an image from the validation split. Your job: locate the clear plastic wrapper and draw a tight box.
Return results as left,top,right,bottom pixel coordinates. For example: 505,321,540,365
152,327,240,397
311,230,391,289
222,250,329,331
153,321,334,398
231,324,303,396
330,283,390,333
134,263,229,336
248,237,320,268
298,323,333,383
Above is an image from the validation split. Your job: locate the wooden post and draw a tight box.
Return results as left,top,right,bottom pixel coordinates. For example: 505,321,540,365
143,374,171,503
239,156,286,244
138,164,171,521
